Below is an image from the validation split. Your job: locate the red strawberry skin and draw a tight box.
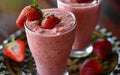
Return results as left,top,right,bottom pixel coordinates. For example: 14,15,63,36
80,58,102,75
3,39,26,62
41,16,61,29
75,0,87,3
16,6,42,28
75,0,93,3
93,39,112,60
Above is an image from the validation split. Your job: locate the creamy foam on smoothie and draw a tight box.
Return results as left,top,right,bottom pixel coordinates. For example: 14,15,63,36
26,9,76,36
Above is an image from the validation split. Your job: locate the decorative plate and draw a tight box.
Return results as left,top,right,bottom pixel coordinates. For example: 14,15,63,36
0,25,120,75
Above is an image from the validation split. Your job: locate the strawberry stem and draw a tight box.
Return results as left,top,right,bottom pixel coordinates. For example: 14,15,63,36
31,0,37,8
3,37,15,47
31,0,42,14
44,13,54,19
40,13,54,22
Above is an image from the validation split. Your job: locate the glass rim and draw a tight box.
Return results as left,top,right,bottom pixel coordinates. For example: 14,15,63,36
57,0,102,8
24,8,77,37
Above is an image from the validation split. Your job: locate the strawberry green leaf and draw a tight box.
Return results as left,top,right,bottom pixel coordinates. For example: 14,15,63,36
31,0,37,8
31,0,42,14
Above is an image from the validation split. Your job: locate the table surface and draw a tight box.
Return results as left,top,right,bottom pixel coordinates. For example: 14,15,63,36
0,0,120,44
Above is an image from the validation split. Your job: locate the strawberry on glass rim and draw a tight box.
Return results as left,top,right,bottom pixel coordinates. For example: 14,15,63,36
16,0,43,28
16,0,61,29
3,39,26,62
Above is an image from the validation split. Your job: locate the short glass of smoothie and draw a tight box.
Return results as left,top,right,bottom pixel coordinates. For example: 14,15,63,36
57,0,102,58
24,8,76,75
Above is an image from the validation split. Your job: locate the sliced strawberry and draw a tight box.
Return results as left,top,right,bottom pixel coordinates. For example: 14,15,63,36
75,0,93,3
16,6,42,28
80,58,102,75
41,14,61,29
3,39,26,62
93,39,112,60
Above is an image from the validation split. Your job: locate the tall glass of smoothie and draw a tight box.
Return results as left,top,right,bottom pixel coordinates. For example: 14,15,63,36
57,0,102,58
24,8,76,75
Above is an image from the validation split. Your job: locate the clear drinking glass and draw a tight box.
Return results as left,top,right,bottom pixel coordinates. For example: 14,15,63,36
57,0,102,58
24,8,76,75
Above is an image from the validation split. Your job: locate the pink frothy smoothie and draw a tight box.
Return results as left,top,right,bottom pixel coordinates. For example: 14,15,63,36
57,0,102,50
25,8,76,75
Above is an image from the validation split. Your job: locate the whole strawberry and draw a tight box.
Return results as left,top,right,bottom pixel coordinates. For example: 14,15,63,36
41,14,61,29
16,0,42,28
93,39,112,60
80,58,102,75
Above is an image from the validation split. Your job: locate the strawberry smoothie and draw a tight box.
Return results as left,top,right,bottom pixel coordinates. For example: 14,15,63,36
25,8,76,75
57,0,102,57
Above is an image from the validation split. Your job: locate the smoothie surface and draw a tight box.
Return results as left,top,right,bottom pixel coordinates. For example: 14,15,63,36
26,9,76,36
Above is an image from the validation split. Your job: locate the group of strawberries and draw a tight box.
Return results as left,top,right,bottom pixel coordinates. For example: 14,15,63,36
80,39,113,75
3,38,113,75
16,0,93,29
3,0,113,75
16,2,61,29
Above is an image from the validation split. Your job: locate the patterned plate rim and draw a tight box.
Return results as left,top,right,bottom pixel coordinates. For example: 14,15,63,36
0,25,120,75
